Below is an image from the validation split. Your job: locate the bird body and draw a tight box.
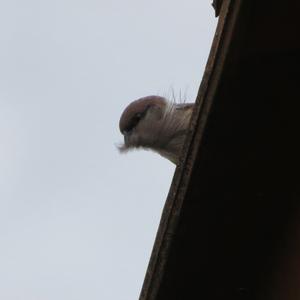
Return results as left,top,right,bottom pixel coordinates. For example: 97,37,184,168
119,95,194,164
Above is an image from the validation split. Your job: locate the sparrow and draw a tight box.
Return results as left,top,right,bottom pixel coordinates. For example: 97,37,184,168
119,95,194,164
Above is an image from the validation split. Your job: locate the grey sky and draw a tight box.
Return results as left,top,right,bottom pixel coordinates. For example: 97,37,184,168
0,1,216,299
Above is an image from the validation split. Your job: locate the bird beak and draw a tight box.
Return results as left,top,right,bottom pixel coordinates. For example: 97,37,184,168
123,132,130,145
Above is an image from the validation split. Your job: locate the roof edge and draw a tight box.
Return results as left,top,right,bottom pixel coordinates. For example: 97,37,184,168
212,0,223,17
139,1,242,299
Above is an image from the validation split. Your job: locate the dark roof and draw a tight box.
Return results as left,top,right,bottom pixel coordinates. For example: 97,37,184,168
140,0,300,299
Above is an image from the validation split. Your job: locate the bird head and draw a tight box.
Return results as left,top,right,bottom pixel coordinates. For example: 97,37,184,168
119,95,194,164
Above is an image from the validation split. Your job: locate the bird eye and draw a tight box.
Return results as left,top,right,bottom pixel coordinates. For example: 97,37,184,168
131,113,142,126
135,113,142,119
124,112,143,134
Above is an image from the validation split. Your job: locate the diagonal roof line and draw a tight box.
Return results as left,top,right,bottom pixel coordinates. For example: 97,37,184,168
139,1,243,299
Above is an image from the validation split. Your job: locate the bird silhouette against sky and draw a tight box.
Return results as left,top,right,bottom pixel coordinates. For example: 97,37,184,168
119,95,194,164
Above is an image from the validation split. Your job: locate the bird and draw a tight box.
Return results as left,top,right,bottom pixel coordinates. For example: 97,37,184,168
118,95,194,165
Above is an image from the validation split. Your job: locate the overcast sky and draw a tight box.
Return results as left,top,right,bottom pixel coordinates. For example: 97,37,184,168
0,1,217,299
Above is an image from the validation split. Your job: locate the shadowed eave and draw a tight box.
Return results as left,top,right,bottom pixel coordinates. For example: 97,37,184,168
139,1,300,299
